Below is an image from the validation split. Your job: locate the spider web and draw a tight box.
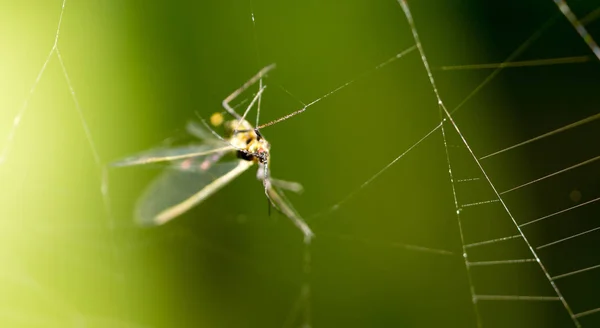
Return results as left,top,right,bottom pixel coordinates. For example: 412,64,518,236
1,0,599,327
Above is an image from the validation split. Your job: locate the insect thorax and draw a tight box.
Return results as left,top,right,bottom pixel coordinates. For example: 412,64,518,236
224,119,270,164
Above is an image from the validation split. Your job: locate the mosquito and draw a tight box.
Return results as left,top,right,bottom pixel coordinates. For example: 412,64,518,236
112,64,314,243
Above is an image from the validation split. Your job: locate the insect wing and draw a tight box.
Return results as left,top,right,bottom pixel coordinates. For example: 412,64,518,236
135,160,253,226
186,121,222,141
267,185,314,243
111,143,233,167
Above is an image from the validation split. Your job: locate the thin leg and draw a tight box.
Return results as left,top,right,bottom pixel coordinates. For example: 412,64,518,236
256,77,264,127
264,176,314,243
222,64,276,121
258,162,314,243
235,85,267,133
260,162,276,207
271,178,303,194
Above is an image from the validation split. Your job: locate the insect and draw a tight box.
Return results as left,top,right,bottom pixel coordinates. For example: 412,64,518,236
112,64,314,243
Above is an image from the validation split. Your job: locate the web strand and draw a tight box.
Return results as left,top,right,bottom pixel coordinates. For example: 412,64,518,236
0,0,68,164
257,46,417,129
554,0,600,60
552,264,600,281
537,226,600,250
448,12,560,117
464,235,523,249
500,155,600,195
309,121,443,219
475,295,560,301
440,55,591,70
55,45,116,250
480,112,600,160
397,1,483,327
319,232,454,256
1,1,118,318
398,0,584,326
444,4,598,119
519,196,600,227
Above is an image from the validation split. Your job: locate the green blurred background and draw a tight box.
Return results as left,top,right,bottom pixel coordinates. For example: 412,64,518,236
1,0,599,327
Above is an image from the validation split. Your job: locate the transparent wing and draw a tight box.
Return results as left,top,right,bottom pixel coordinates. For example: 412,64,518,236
267,185,314,243
136,160,253,226
186,121,221,141
111,143,233,167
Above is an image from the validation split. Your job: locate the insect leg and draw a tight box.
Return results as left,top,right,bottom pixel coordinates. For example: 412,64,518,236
234,85,267,133
222,64,276,121
270,178,303,194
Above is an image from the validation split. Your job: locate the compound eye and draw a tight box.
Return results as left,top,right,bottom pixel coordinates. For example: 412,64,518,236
236,150,254,161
